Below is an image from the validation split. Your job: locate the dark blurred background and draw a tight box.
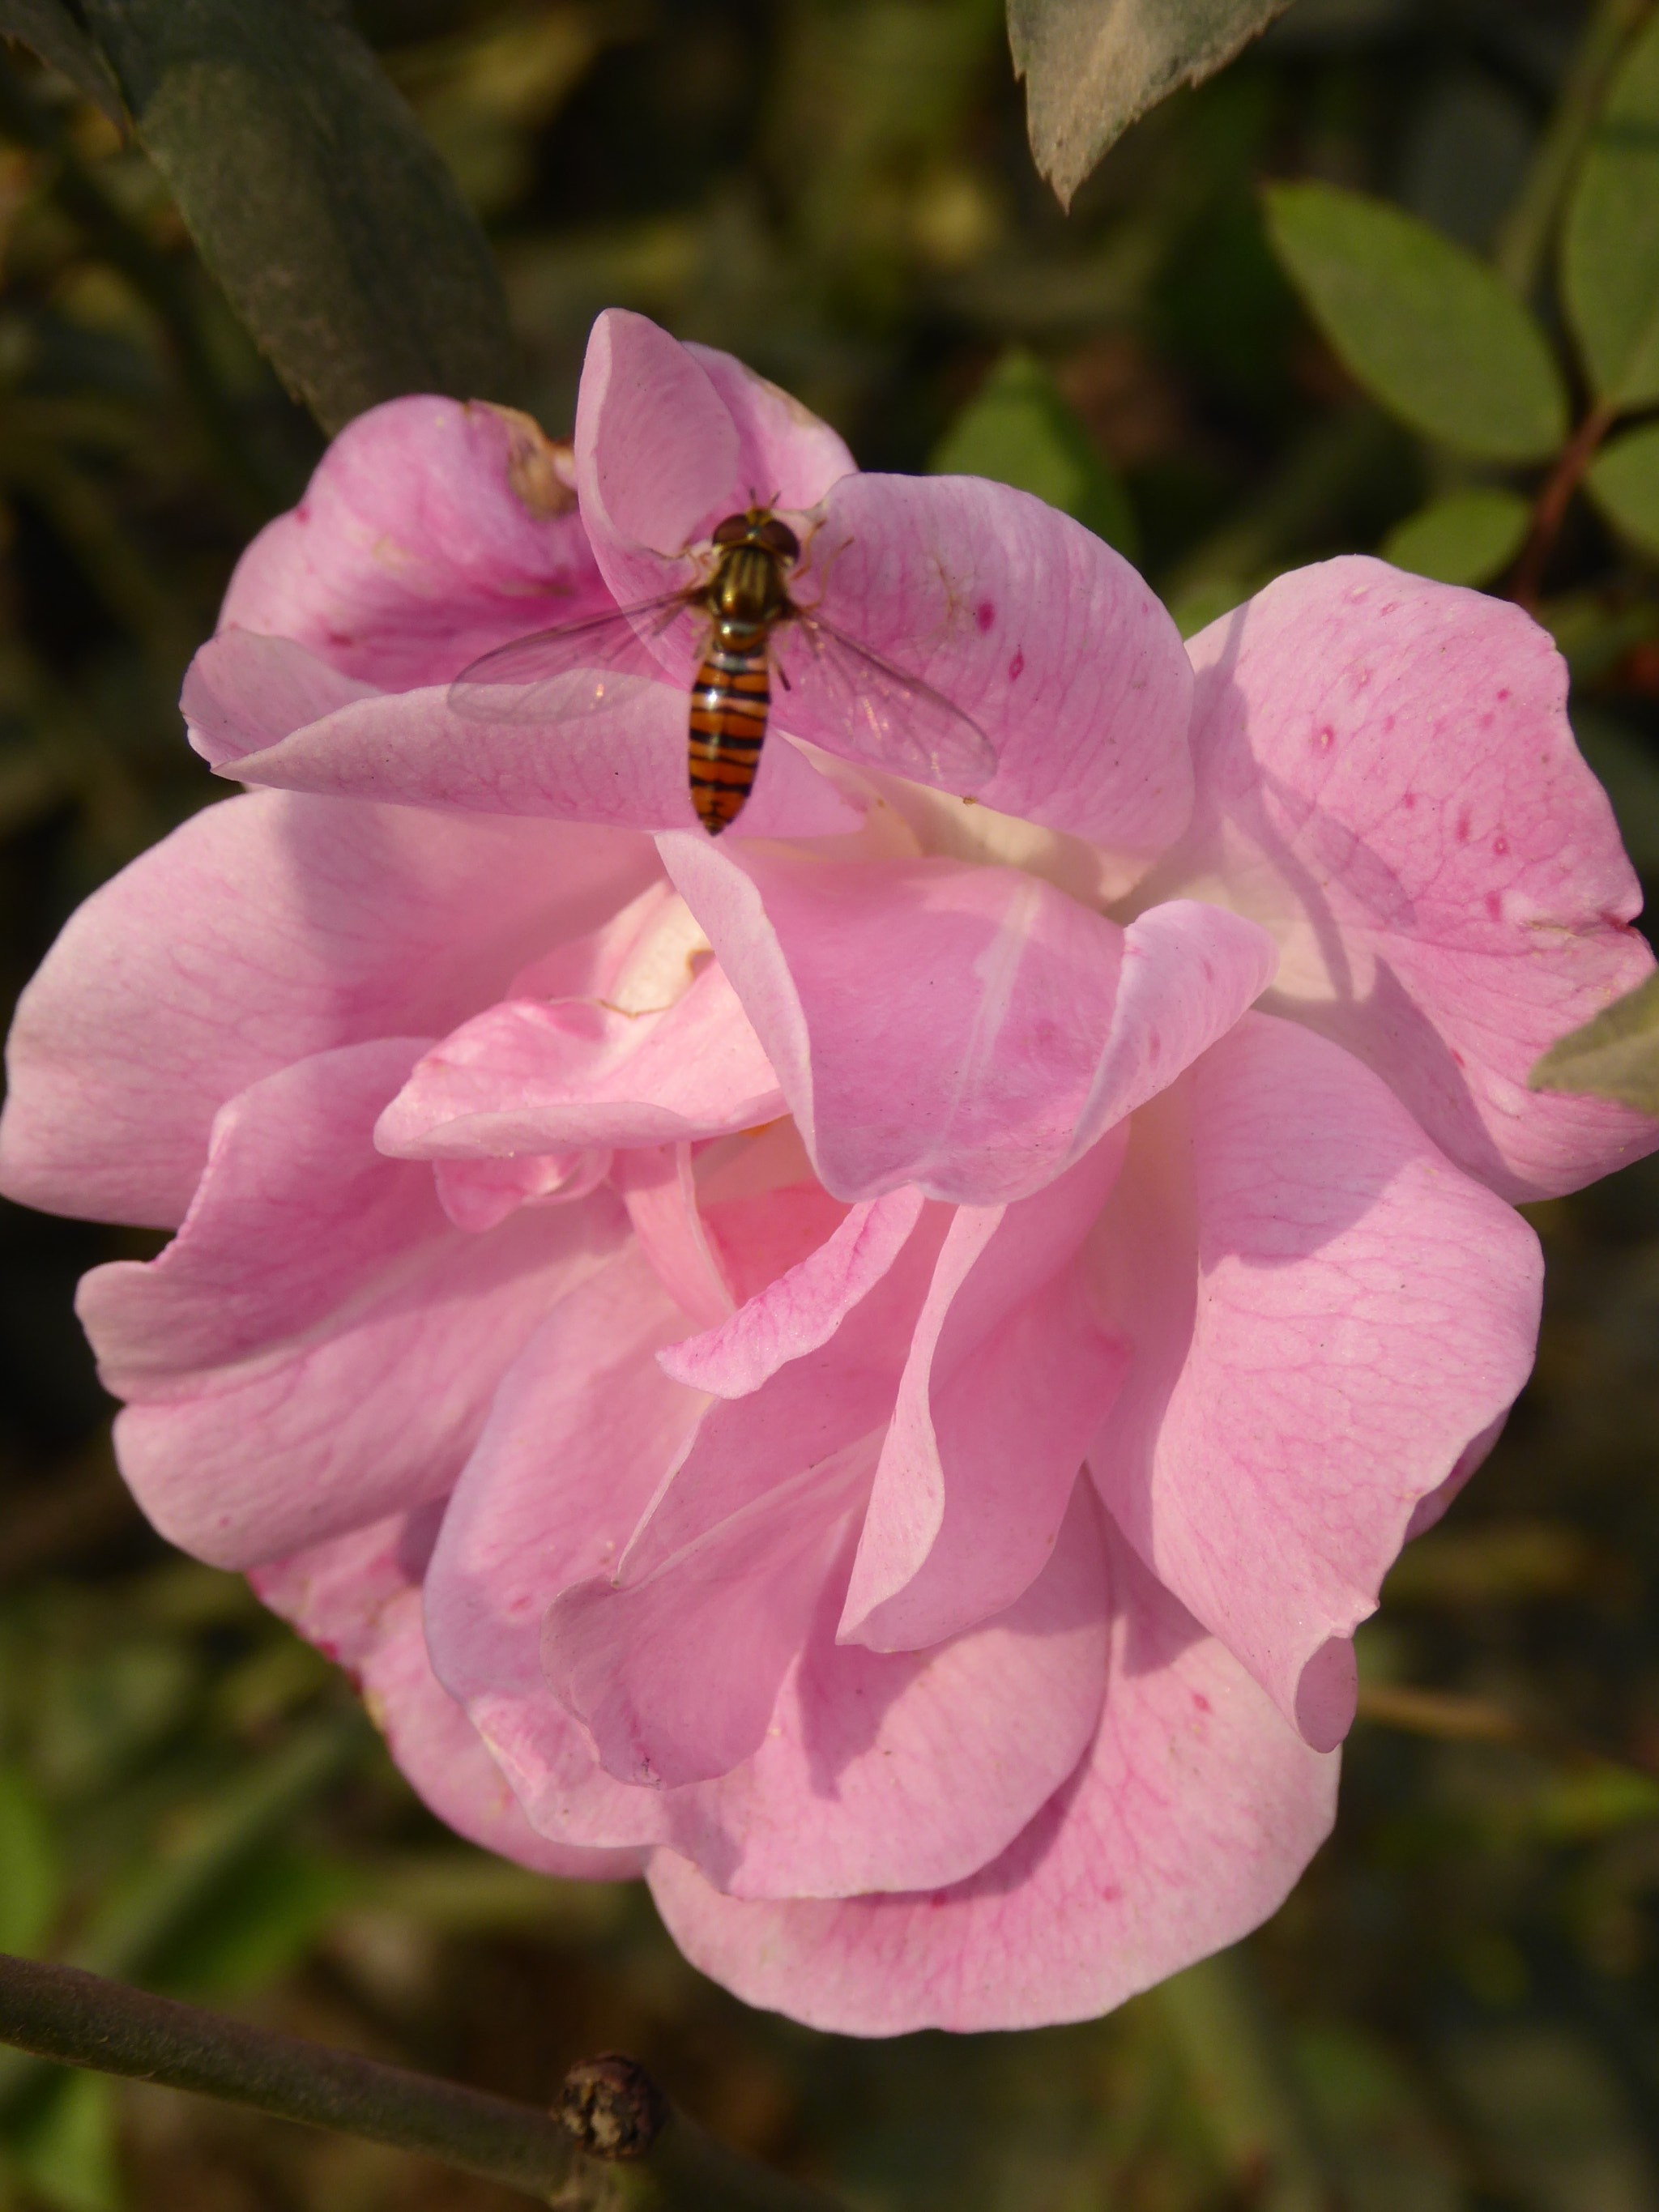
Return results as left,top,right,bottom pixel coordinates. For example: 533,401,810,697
2,2,1659,2206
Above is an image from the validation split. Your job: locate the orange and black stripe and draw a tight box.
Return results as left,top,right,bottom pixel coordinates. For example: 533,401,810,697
688,629,769,834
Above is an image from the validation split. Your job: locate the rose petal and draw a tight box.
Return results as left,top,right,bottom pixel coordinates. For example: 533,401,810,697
699,1176,851,1306
779,471,1194,845
374,963,783,1159
684,340,858,518
0,790,655,1228
574,312,854,616
542,1198,949,1792
664,837,1275,1204
182,632,377,766
574,319,1192,841
254,1513,642,1878
222,394,613,692
433,1149,608,1234
659,1187,927,1396
1163,557,1659,1200
544,1436,875,1789
1064,898,1282,1163
613,1143,736,1328
666,1476,1110,1899
79,1040,625,1567
82,1038,435,1380
647,1519,1337,2034
421,1247,700,1849
615,1200,949,1582
841,1132,1129,1649
1086,1012,1542,1749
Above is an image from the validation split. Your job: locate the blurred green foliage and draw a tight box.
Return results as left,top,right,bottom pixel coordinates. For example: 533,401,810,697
1,2,1658,2210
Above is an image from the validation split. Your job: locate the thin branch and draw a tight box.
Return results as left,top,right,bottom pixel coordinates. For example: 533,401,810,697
1355,1681,1529,1749
1510,396,1620,608
0,1954,849,2212
1354,1678,1659,1786
0,1950,588,2201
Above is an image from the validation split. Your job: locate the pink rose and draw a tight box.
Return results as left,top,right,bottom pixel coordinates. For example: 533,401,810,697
2,309,1653,2035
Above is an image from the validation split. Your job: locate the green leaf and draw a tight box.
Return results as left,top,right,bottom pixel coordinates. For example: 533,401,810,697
75,0,515,433
1008,0,1294,208
1263,182,1570,462
1562,12,1659,411
0,1765,59,1955
1529,970,1659,1114
929,347,1138,557
1585,420,1659,561
1380,488,1531,586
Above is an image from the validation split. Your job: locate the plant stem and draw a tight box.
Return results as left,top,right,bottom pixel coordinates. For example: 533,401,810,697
1511,395,1619,607
0,1951,585,2201
1355,1677,1659,1785
1494,0,1657,300
0,1954,848,2212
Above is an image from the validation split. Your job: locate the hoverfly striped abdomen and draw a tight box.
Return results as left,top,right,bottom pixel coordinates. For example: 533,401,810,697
689,632,770,834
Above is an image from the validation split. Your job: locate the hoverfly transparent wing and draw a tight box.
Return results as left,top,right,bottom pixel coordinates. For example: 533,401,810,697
774,612,996,789
448,593,701,724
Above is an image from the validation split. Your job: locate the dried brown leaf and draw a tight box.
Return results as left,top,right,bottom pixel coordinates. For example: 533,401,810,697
1008,0,1294,206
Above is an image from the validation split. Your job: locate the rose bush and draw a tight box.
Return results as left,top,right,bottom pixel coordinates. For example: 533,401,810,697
2,309,1655,2034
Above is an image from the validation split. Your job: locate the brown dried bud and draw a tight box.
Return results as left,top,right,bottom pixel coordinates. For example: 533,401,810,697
555,2053,670,2162
477,402,577,520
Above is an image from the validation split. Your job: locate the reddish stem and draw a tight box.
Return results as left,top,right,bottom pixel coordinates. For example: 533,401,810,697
1512,398,1621,609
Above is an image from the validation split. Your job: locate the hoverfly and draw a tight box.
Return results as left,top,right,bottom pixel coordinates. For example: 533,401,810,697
448,506,995,835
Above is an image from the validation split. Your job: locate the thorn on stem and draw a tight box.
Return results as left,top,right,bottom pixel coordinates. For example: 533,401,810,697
555,2055,670,2162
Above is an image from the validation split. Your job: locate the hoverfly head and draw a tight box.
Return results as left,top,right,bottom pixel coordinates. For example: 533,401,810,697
711,503,800,566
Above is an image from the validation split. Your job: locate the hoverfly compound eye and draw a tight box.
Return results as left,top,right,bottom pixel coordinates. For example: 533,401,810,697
758,518,800,562
710,513,752,548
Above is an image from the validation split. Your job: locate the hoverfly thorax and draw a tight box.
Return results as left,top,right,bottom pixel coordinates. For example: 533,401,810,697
707,509,800,631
